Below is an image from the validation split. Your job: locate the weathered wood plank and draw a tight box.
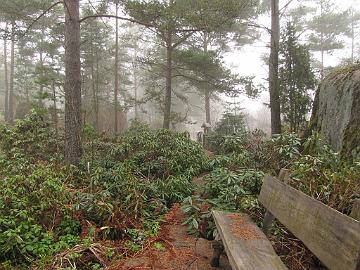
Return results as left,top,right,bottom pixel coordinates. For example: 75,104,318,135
262,168,290,236
212,210,288,270
259,175,360,270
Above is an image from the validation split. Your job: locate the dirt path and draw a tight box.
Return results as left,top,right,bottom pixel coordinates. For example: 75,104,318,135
108,203,230,270
107,173,231,270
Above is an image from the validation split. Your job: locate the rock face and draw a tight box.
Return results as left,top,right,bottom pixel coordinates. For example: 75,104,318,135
310,66,360,158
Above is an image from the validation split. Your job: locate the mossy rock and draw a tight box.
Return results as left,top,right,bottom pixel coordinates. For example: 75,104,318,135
309,65,360,159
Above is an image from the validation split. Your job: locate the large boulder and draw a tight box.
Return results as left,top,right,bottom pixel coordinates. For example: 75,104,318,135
309,65,360,159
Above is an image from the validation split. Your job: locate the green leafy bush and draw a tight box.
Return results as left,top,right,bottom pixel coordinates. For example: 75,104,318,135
0,160,80,265
207,129,280,172
0,110,207,267
84,126,209,180
0,109,61,162
289,133,360,214
204,168,264,211
78,125,206,223
182,169,264,238
181,196,214,238
79,169,194,224
271,132,301,167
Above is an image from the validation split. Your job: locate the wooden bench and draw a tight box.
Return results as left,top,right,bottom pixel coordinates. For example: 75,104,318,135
211,169,360,270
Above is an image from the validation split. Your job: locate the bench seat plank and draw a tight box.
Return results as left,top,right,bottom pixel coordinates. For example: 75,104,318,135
212,210,288,270
259,175,360,270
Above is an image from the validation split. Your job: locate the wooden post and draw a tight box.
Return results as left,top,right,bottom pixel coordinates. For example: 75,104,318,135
201,123,210,148
210,240,224,267
262,168,290,236
350,199,360,221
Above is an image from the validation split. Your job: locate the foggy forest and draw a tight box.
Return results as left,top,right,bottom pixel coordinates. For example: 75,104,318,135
0,0,359,269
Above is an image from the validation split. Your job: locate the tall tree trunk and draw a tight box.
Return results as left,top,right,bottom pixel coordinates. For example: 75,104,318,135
39,50,44,107
203,32,211,125
91,57,98,130
163,33,173,129
52,79,58,134
289,86,294,132
95,53,100,130
3,27,9,122
8,21,15,123
320,48,324,79
351,9,354,63
269,0,281,135
205,91,210,124
64,0,82,165
320,0,324,79
133,48,139,120
289,60,294,133
38,28,46,107
114,3,119,133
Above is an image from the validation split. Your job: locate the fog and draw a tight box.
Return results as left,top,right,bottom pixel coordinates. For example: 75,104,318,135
0,0,359,137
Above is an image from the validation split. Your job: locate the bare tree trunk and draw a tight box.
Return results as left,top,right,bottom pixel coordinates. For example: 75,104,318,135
3,27,9,122
205,91,210,124
95,53,100,130
289,86,294,132
38,28,46,107
39,50,44,107
203,32,211,125
64,0,82,165
320,0,324,79
163,32,173,129
8,21,15,123
114,2,119,133
269,0,281,135
133,48,139,120
320,49,324,79
52,79,58,134
351,9,354,63
91,57,98,130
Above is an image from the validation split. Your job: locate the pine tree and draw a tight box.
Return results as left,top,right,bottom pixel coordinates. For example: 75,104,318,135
307,0,350,78
279,23,316,132
269,0,281,135
123,0,262,129
178,12,262,126
349,8,360,63
64,0,82,164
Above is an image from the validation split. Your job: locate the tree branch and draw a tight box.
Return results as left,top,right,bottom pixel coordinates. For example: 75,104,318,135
280,0,297,16
87,0,111,30
79,14,154,28
172,31,195,49
21,1,63,37
242,21,271,34
175,28,203,32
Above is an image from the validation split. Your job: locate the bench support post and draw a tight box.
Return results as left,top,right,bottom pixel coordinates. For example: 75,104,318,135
263,211,274,236
210,240,224,267
350,199,360,221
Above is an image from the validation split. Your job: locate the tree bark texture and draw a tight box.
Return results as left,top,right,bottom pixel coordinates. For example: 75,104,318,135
8,21,15,123
114,3,119,133
52,79,58,133
133,48,139,120
64,0,83,164
95,53,100,130
163,33,173,129
3,29,9,122
202,32,211,125
269,0,281,135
